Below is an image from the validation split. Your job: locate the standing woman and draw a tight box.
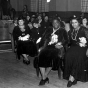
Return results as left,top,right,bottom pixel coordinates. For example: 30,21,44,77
64,15,88,87
38,18,68,85
13,16,32,65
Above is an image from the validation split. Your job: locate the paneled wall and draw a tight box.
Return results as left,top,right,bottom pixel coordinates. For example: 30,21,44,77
10,0,87,12
49,0,81,11
30,0,49,12
49,0,56,11
10,0,49,12
10,0,31,11
56,0,67,11
67,0,81,11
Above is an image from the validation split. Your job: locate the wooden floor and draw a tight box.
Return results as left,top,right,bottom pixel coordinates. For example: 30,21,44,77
0,46,88,88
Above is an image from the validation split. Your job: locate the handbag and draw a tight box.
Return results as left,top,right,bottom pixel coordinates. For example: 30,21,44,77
86,49,88,57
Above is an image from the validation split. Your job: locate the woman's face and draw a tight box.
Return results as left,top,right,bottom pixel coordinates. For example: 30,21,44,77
38,16,42,20
53,19,60,29
71,19,79,29
18,19,24,26
82,18,87,25
44,16,48,21
26,16,30,20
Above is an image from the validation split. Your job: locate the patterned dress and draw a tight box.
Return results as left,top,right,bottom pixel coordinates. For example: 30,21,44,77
63,26,88,82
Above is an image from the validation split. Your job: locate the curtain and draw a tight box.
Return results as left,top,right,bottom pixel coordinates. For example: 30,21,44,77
30,0,49,12
81,0,88,12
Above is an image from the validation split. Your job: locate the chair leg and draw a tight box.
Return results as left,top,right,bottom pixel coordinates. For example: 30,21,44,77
36,67,40,77
16,53,20,60
58,67,63,79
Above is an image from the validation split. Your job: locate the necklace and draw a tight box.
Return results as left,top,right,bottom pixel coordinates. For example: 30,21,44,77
71,29,79,40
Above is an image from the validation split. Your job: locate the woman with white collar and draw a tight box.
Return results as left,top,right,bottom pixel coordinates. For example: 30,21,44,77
38,17,68,85
64,15,88,87
13,16,32,65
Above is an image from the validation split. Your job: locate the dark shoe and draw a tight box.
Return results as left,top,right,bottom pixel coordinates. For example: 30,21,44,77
67,81,73,87
73,79,77,85
45,77,49,83
23,60,30,65
39,79,45,85
39,78,49,86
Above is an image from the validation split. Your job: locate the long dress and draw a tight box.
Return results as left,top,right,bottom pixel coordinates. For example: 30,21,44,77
38,27,68,70
63,26,88,82
13,26,37,57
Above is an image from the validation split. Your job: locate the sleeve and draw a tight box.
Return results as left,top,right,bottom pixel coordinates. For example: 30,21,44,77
39,28,51,47
26,26,32,35
62,29,69,46
84,28,88,47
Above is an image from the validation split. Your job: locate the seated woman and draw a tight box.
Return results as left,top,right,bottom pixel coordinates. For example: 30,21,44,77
81,16,88,28
38,18,68,85
13,16,32,65
25,14,31,25
63,15,88,87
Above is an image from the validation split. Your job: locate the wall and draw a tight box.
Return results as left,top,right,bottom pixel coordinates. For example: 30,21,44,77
68,0,81,11
49,0,81,11
56,0,67,11
49,0,56,11
10,0,31,11
49,0,82,22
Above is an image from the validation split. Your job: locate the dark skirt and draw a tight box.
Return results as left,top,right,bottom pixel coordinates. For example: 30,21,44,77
38,45,61,70
63,45,88,82
17,40,38,57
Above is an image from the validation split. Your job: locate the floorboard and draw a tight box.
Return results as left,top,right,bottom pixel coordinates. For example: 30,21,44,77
0,51,88,88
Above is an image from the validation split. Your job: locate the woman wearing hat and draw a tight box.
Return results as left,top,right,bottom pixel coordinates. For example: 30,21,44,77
64,15,88,87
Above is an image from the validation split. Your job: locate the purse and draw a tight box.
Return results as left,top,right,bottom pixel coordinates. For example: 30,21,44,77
86,49,88,57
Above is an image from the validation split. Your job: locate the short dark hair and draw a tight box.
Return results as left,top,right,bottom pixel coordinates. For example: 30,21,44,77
52,17,61,26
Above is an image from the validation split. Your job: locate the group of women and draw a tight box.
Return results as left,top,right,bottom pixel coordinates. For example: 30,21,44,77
12,13,88,87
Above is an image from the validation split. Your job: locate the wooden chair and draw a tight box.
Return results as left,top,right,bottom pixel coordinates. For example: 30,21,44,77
33,46,66,79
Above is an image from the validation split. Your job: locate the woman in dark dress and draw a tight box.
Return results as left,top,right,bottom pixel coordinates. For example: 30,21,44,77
13,17,33,65
81,16,88,28
63,15,88,87
38,18,68,85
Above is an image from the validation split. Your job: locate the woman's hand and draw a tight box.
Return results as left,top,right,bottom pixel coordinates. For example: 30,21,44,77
18,34,30,41
22,34,30,41
28,23,33,29
55,42,63,49
18,36,22,40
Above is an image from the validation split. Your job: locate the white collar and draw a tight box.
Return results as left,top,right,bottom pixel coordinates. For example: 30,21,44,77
52,28,59,35
53,27,59,32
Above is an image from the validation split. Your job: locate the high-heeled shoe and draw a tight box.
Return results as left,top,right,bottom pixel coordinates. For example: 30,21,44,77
67,79,77,87
39,77,49,86
45,77,49,83
72,79,77,85
67,81,73,87
23,59,30,65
